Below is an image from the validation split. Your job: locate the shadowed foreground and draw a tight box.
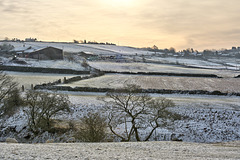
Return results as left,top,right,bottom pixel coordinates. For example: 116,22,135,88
0,141,239,160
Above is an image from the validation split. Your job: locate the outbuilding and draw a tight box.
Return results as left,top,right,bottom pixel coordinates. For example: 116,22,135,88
27,47,63,60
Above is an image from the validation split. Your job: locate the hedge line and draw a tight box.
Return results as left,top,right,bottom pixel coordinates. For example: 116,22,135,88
104,71,221,78
63,72,104,84
0,65,90,74
235,75,240,78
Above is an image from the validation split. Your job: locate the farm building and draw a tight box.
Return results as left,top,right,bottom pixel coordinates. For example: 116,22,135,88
27,47,63,60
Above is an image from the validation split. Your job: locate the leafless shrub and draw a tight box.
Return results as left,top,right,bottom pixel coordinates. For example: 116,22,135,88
76,112,107,142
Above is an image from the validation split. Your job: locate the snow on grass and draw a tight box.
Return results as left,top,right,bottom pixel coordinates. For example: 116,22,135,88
172,106,240,143
55,92,240,110
20,59,86,71
78,43,154,55
2,57,87,71
1,41,154,55
1,141,239,160
3,41,240,75
59,74,240,93
6,71,76,89
1,90,239,143
147,57,226,68
88,61,240,77
58,93,240,143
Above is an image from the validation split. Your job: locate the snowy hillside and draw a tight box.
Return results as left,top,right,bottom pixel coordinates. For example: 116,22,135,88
1,41,240,72
0,41,154,55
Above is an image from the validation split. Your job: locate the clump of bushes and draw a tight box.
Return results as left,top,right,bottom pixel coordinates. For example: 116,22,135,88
75,112,107,142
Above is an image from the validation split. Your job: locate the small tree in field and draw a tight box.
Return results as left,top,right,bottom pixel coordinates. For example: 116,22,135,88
76,112,107,142
103,84,182,141
24,91,70,133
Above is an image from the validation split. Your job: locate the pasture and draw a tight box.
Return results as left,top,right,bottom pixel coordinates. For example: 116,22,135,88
59,74,240,93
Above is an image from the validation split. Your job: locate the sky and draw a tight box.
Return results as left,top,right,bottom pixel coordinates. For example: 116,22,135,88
1,0,240,51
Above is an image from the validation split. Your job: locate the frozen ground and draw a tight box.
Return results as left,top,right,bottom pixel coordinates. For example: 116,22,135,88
1,56,87,71
5,71,76,89
0,141,239,160
1,90,239,143
57,93,240,143
1,41,154,55
88,61,240,77
2,41,240,72
64,92,240,109
147,57,223,68
147,57,240,70
59,74,240,93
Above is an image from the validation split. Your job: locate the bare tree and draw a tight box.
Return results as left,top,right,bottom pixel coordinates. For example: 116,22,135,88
0,71,18,118
24,91,70,133
103,84,182,141
0,71,18,102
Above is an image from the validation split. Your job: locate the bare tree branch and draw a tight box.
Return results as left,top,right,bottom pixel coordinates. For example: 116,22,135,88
102,84,182,141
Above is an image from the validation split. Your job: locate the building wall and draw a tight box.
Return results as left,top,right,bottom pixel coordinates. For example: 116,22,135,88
28,47,63,60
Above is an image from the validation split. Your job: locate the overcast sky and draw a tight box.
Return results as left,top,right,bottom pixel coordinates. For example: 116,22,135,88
1,0,240,50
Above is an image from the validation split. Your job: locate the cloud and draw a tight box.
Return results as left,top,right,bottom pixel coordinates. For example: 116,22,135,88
124,0,240,49
1,0,240,50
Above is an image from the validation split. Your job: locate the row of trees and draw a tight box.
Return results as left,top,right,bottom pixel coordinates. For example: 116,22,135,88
145,45,240,59
0,71,182,142
73,39,116,45
143,45,177,54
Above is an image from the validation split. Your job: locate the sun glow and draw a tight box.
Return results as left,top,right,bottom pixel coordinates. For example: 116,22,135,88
103,0,135,7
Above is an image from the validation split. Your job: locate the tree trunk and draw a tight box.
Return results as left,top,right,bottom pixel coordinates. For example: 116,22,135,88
132,119,141,141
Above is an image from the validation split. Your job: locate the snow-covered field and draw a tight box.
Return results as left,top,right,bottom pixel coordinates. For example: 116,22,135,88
88,61,240,77
59,74,240,93
209,58,240,68
0,141,239,160
2,41,240,74
5,71,76,89
67,93,240,143
1,41,154,55
147,57,231,69
65,92,240,109
148,57,239,70
0,56,87,71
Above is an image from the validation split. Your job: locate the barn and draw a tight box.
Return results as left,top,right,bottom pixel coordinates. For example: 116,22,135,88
27,47,63,60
